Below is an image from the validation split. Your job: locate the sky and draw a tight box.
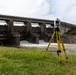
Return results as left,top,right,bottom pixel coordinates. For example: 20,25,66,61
0,0,76,24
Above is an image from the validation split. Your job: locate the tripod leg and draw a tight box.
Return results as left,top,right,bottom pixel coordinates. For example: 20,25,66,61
56,31,62,62
46,32,55,51
58,32,68,59
61,40,68,59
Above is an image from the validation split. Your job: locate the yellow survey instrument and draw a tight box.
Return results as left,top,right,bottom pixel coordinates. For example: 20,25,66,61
46,18,68,63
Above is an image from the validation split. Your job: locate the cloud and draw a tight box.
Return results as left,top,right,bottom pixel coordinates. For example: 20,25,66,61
0,0,57,20
0,0,76,24
0,0,50,17
50,0,76,24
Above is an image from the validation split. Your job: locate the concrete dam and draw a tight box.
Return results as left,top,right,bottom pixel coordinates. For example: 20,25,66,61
0,14,76,46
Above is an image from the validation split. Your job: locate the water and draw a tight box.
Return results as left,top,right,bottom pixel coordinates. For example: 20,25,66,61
20,40,76,54
20,40,57,47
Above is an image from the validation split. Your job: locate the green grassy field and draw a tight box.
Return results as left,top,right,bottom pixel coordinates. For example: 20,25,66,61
0,46,76,75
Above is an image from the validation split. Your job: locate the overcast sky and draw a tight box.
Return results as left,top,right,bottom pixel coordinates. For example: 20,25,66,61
0,0,76,24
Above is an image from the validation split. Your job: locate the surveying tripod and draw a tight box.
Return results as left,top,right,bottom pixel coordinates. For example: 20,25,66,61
46,18,68,62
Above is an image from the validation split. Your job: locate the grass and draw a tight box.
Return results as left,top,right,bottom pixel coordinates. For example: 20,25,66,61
0,46,76,75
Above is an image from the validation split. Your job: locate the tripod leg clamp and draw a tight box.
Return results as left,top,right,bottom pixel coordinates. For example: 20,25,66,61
57,50,61,56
